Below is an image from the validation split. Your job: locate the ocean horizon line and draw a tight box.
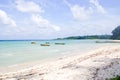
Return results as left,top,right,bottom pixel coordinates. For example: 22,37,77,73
0,39,55,41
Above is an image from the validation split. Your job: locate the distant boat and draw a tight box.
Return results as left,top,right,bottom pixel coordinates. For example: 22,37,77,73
40,44,50,46
96,40,120,43
31,42,36,44
55,43,65,45
46,42,50,44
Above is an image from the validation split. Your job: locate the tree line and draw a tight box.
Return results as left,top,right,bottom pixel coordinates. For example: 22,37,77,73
56,25,120,40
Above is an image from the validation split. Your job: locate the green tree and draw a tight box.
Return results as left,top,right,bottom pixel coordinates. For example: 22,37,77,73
111,25,120,40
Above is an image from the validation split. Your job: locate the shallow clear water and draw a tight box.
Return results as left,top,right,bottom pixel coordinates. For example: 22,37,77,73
0,40,117,66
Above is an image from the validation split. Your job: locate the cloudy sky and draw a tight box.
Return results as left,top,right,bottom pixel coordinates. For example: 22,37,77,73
0,0,120,39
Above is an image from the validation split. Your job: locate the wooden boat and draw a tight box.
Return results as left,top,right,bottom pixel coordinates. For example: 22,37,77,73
40,44,50,46
46,42,50,44
55,43,65,45
31,42,36,44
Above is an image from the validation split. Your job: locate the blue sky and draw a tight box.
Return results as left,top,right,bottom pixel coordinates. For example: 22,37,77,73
0,0,120,39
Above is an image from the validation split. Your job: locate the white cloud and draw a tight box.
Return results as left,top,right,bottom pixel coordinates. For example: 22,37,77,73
64,0,93,20
0,9,17,27
31,14,49,26
70,5,93,20
51,25,61,31
15,0,61,32
65,0,107,21
15,0,44,13
31,14,61,31
90,0,107,14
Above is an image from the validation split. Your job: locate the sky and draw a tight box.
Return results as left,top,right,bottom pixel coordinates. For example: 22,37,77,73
0,0,120,39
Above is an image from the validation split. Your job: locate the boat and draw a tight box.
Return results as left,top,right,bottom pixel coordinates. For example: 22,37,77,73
31,42,36,44
40,44,50,46
46,42,50,44
55,43,65,45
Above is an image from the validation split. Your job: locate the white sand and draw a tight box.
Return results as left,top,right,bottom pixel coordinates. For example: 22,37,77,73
0,45,120,80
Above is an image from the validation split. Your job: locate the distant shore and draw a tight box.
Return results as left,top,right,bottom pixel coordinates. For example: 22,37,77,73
0,45,120,80
96,40,120,43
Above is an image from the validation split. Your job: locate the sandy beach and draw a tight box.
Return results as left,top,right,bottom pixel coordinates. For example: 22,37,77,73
0,45,120,80
0,0,120,79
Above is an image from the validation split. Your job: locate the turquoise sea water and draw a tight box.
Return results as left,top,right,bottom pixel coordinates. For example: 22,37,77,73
0,40,117,67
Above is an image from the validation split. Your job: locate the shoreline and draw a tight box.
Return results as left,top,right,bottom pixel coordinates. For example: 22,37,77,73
0,46,92,74
0,43,104,73
0,43,114,73
0,45,120,80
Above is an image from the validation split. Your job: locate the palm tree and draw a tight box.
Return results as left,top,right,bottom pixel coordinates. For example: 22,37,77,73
111,25,120,39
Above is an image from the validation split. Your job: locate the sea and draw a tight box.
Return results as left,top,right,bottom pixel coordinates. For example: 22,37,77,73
0,39,118,67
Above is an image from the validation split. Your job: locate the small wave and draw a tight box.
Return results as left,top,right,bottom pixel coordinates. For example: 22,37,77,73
8,64,19,67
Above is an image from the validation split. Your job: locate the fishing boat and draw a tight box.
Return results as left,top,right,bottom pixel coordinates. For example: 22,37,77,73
31,42,36,44
40,43,50,46
55,43,65,45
